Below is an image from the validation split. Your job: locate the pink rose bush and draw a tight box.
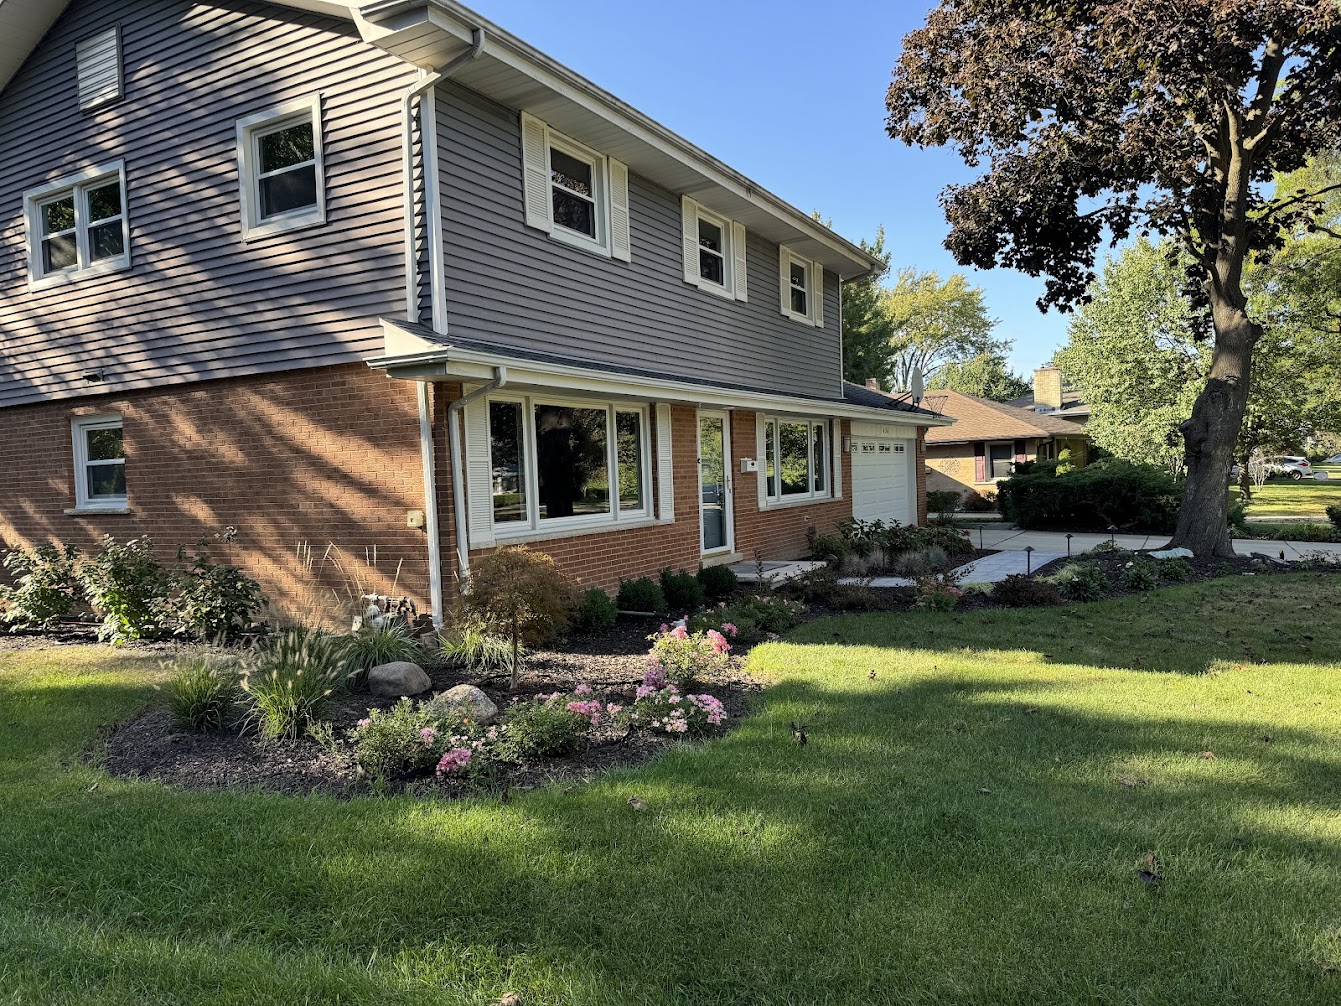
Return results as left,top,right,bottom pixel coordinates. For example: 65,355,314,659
629,684,727,737
645,624,733,689
435,747,473,778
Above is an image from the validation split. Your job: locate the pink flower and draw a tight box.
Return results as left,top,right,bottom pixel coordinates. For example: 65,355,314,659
606,703,623,716
435,747,473,778
636,684,657,700
721,622,738,637
356,718,371,729
419,727,436,743
565,699,603,724
659,623,669,633
643,665,667,689
671,625,689,639
574,683,593,695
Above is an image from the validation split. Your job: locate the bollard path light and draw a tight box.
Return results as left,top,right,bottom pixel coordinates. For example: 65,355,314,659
1025,545,1035,574
1066,533,1073,558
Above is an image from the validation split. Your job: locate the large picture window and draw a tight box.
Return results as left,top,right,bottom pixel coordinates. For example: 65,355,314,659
488,396,651,533
761,418,831,504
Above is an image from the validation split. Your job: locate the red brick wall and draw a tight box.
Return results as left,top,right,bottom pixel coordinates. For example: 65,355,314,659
0,364,432,622
916,428,929,524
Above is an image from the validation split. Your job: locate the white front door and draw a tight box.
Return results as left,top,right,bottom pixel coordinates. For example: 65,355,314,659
851,436,914,525
697,411,734,555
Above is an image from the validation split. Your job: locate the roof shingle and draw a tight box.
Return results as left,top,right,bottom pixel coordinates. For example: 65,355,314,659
922,389,1090,444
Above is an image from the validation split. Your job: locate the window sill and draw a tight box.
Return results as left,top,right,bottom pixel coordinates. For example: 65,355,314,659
548,225,613,260
689,277,736,300
490,515,657,547
760,495,833,511
241,211,326,243
65,506,130,515
783,310,815,327
29,257,131,292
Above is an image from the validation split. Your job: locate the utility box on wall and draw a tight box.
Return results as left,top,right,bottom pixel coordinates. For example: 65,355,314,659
739,458,759,473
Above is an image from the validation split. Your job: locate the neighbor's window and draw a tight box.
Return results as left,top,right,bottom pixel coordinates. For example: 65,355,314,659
762,418,831,504
24,162,129,285
237,97,325,239
988,443,1014,479
789,260,809,316
486,396,651,533
780,247,823,325
698,215,727,287
550,144,599,241
72,415,126,509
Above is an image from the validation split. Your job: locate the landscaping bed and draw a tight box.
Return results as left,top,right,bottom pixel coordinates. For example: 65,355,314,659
99,616,762,799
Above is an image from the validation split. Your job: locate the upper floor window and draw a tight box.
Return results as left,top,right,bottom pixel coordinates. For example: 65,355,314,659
76,26,123,111
680,197,748,301
520,112,631,261
779,247,825,327
72,415,127,510
23,162,129,288
762,417,831,504
236,96,325,240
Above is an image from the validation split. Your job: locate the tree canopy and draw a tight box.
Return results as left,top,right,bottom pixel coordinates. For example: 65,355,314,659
887,0,1341,555
928,349,1031,402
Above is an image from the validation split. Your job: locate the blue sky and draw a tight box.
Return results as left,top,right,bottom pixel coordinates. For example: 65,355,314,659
467,0,1074,376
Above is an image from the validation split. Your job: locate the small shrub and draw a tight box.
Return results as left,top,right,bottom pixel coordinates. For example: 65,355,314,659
628,685,726,736
80,535,172,643
1120,558,1159,592
438,617,519,674
1327,504,1341,530
960,490,998,513
0,542,82,629
1215,560,1236,577
805,526,852,563
927,489,961,514
913,575,964,610
786,569,840,605
838,552,883,577
497,697,591,760
571,587,617,635
1157,557,1194,582
349,699,449,779
646,624,733,689
167,654,241,731
892,551,933,578
697,564,739,601
997,459,1181,533
992,574,1062,607
1087,540,1131,557
829,585,885,611
659,567,706,613
343,619,422,683
464,547,579,689
242,625,350,740
617,576,667,613
1050,562,1109,602
171,542,266,639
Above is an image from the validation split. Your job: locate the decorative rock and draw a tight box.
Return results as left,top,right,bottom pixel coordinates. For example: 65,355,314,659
425,684,500,725
367,661,432,697
1150,547,1194,560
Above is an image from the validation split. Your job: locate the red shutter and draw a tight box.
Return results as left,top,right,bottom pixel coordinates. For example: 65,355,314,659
973,442,986,483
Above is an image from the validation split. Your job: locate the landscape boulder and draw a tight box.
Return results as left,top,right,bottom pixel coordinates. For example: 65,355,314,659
367,661,432,697
426,684,500,725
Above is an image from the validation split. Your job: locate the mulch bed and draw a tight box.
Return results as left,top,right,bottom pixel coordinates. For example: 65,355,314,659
97,614,764,800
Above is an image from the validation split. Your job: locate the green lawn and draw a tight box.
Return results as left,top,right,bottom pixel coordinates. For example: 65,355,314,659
5,577,1341,1004
1236,467,1341,519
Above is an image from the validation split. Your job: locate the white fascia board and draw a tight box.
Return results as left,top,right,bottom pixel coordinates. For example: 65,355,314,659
366,321,953,428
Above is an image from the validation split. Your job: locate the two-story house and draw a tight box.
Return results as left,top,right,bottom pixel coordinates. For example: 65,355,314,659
0,0,948,625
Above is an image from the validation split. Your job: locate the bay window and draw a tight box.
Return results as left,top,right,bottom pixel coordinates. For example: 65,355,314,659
488,396,651,533
761,418,831,504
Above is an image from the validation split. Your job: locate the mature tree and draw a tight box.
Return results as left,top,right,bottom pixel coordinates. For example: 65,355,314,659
929,348,1031,402
887,1,1341,555
883,268,999,391
841,228,898,388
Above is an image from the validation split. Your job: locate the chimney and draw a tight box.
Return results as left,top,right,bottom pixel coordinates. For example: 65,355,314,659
1033,366,1063,411
865,378,881,392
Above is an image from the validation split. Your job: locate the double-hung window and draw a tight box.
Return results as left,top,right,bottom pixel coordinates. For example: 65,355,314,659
680,196,748,301
779,246,825,326
236,97,325,240
487,396,651,533
761,418,831,504
72,415,126,510
23,162,129,287
520,112,631,261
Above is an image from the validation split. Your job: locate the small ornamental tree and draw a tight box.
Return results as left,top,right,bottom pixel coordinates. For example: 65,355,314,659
462,547,579,689
887,1,1341,555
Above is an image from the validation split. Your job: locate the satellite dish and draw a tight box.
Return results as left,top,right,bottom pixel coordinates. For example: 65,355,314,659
910,367,925,406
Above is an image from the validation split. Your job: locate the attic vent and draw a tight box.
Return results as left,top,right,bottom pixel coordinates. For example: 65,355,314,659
76,27,123,111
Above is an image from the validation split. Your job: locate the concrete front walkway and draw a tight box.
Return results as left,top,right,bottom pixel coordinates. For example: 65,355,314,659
963,527,1341,561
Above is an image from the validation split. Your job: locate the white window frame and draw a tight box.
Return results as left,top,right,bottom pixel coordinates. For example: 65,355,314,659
486,394,653,537
779,246,825,327
22,161,130,289
761,417,833,506
236,96,326,241
71,414,127,511
545,131,611,256
691,203,735,299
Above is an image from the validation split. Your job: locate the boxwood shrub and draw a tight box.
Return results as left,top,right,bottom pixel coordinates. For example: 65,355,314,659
996,460,1182,533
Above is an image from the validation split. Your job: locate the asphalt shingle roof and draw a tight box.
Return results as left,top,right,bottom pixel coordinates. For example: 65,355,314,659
923,389,1091,444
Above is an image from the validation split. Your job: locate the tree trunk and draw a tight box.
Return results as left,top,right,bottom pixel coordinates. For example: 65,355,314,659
1168,308,1259,556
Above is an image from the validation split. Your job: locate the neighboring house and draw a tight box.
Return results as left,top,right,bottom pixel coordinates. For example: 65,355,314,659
1007,365,1091,427
0,0,950,624
922,390,1089,500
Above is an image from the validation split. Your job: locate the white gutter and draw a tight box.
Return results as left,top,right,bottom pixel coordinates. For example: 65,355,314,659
401,28,484,628
447,367,507,582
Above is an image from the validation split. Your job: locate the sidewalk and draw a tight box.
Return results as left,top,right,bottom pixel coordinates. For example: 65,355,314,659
964,526,1341,561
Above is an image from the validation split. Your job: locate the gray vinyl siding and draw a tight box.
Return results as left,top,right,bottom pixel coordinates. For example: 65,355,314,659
436,83,844,402
0,0,418,409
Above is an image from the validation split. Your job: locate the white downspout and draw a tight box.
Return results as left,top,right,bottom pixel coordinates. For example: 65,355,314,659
448,367,507,584
401,29,485,628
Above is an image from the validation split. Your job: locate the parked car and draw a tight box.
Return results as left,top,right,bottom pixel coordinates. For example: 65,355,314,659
1267,456,1313,480
1323,454,1341,465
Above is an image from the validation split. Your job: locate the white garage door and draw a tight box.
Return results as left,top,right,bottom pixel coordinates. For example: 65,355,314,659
850,437,913,525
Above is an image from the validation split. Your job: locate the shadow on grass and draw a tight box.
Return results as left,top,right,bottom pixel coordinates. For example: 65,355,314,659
4,637,1341,1003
